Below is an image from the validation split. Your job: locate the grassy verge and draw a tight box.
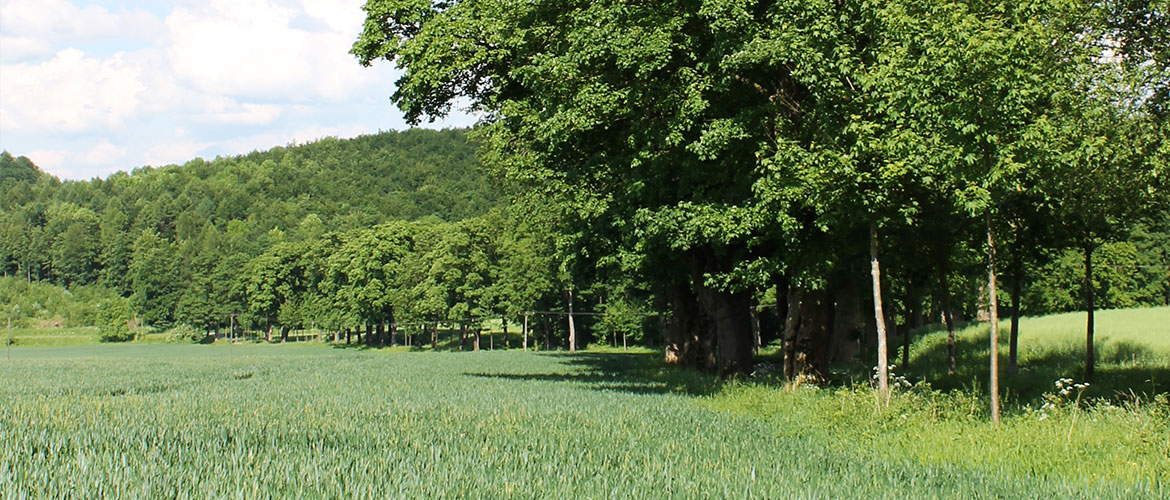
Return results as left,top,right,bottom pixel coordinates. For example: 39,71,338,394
711,306,1170,490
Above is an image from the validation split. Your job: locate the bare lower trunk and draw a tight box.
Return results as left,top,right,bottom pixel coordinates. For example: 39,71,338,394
940,276,957,376
1084,244,1096,382
749,292,762,355
870,221,889,395
986,213,1001,426
522,314,529,350
782,286,803,380
695,282,754,377
568,287,577,352
1009,254,1021,376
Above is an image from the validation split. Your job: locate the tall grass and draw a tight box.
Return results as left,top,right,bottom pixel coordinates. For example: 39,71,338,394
1,345,1158,498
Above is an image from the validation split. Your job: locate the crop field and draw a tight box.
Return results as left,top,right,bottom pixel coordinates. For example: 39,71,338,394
2,338,1166,499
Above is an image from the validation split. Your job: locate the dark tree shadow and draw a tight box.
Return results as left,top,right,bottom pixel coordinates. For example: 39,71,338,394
466,352,723,396
906,332,1170,410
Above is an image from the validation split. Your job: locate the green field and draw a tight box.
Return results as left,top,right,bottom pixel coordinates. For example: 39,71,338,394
1,341,1165,499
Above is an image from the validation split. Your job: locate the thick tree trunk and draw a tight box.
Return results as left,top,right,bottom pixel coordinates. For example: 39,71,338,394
280,325,289,343
1084,244,1096,382
870,221,890,395
782,286,803,380
1009,253,1022,376
986,213,1001,425
830,282,863,363
567,287,577,353
796,289,833,381
695,283,754,377
474,327,481,351
663,283,713,370
375,322,385,347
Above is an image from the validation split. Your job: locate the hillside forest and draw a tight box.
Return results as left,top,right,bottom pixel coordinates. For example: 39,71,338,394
1,1,1167,401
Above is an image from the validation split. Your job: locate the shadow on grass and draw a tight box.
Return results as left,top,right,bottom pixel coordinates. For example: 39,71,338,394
466,352,723,397
467,338,1167,410
908,332,1170,410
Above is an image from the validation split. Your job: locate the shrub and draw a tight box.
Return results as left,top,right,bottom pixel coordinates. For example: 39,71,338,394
164,324,204,343
95,296,133,342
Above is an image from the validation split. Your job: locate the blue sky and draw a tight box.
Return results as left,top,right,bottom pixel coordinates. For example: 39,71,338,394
0,0,476,180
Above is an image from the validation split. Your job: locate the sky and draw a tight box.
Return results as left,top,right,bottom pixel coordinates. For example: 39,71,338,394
0,0,477,181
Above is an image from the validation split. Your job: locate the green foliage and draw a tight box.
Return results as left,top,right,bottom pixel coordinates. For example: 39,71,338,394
163,324,204,344
95,296,133,343
2,130,502,330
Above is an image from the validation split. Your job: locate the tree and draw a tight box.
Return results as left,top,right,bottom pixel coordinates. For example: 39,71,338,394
129,230,182,327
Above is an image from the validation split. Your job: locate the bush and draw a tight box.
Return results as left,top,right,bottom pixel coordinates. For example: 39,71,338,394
164,324,205,343
96,296,133,342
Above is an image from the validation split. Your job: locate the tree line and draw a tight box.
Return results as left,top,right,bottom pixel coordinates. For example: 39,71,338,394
353,0,1168,422
0,129,655,348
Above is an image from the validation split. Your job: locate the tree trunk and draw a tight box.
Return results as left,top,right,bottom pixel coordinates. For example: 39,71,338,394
1084,244,1096,383
502,317,508,349
986,213,1001,425
695,282,754,377
389,310,397,347
749,292,762,355
782,285,803,380
567,286,577,353
522,313,529,350
1009,252,1022,376
901,286,912,371
940,276,957,376
280,325,290,343
460,323,467,351
376,322,385,347
474,327,481,351
431,321,438,350
870,221,890,395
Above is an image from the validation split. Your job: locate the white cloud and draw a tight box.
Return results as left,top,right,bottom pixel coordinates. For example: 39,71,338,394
165,0,386,102
0,1,476,181
0,0,164,62
26,139,130,180
144,138,213,168
0,48,146,133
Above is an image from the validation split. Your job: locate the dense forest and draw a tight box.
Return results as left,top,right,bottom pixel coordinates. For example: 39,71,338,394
350,0,1169,417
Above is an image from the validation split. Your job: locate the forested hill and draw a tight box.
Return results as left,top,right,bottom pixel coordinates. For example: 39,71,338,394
0,128,501,286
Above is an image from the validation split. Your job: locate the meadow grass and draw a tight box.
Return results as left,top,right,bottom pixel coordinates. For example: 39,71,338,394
716,306,1169,494
1,343,1163,499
